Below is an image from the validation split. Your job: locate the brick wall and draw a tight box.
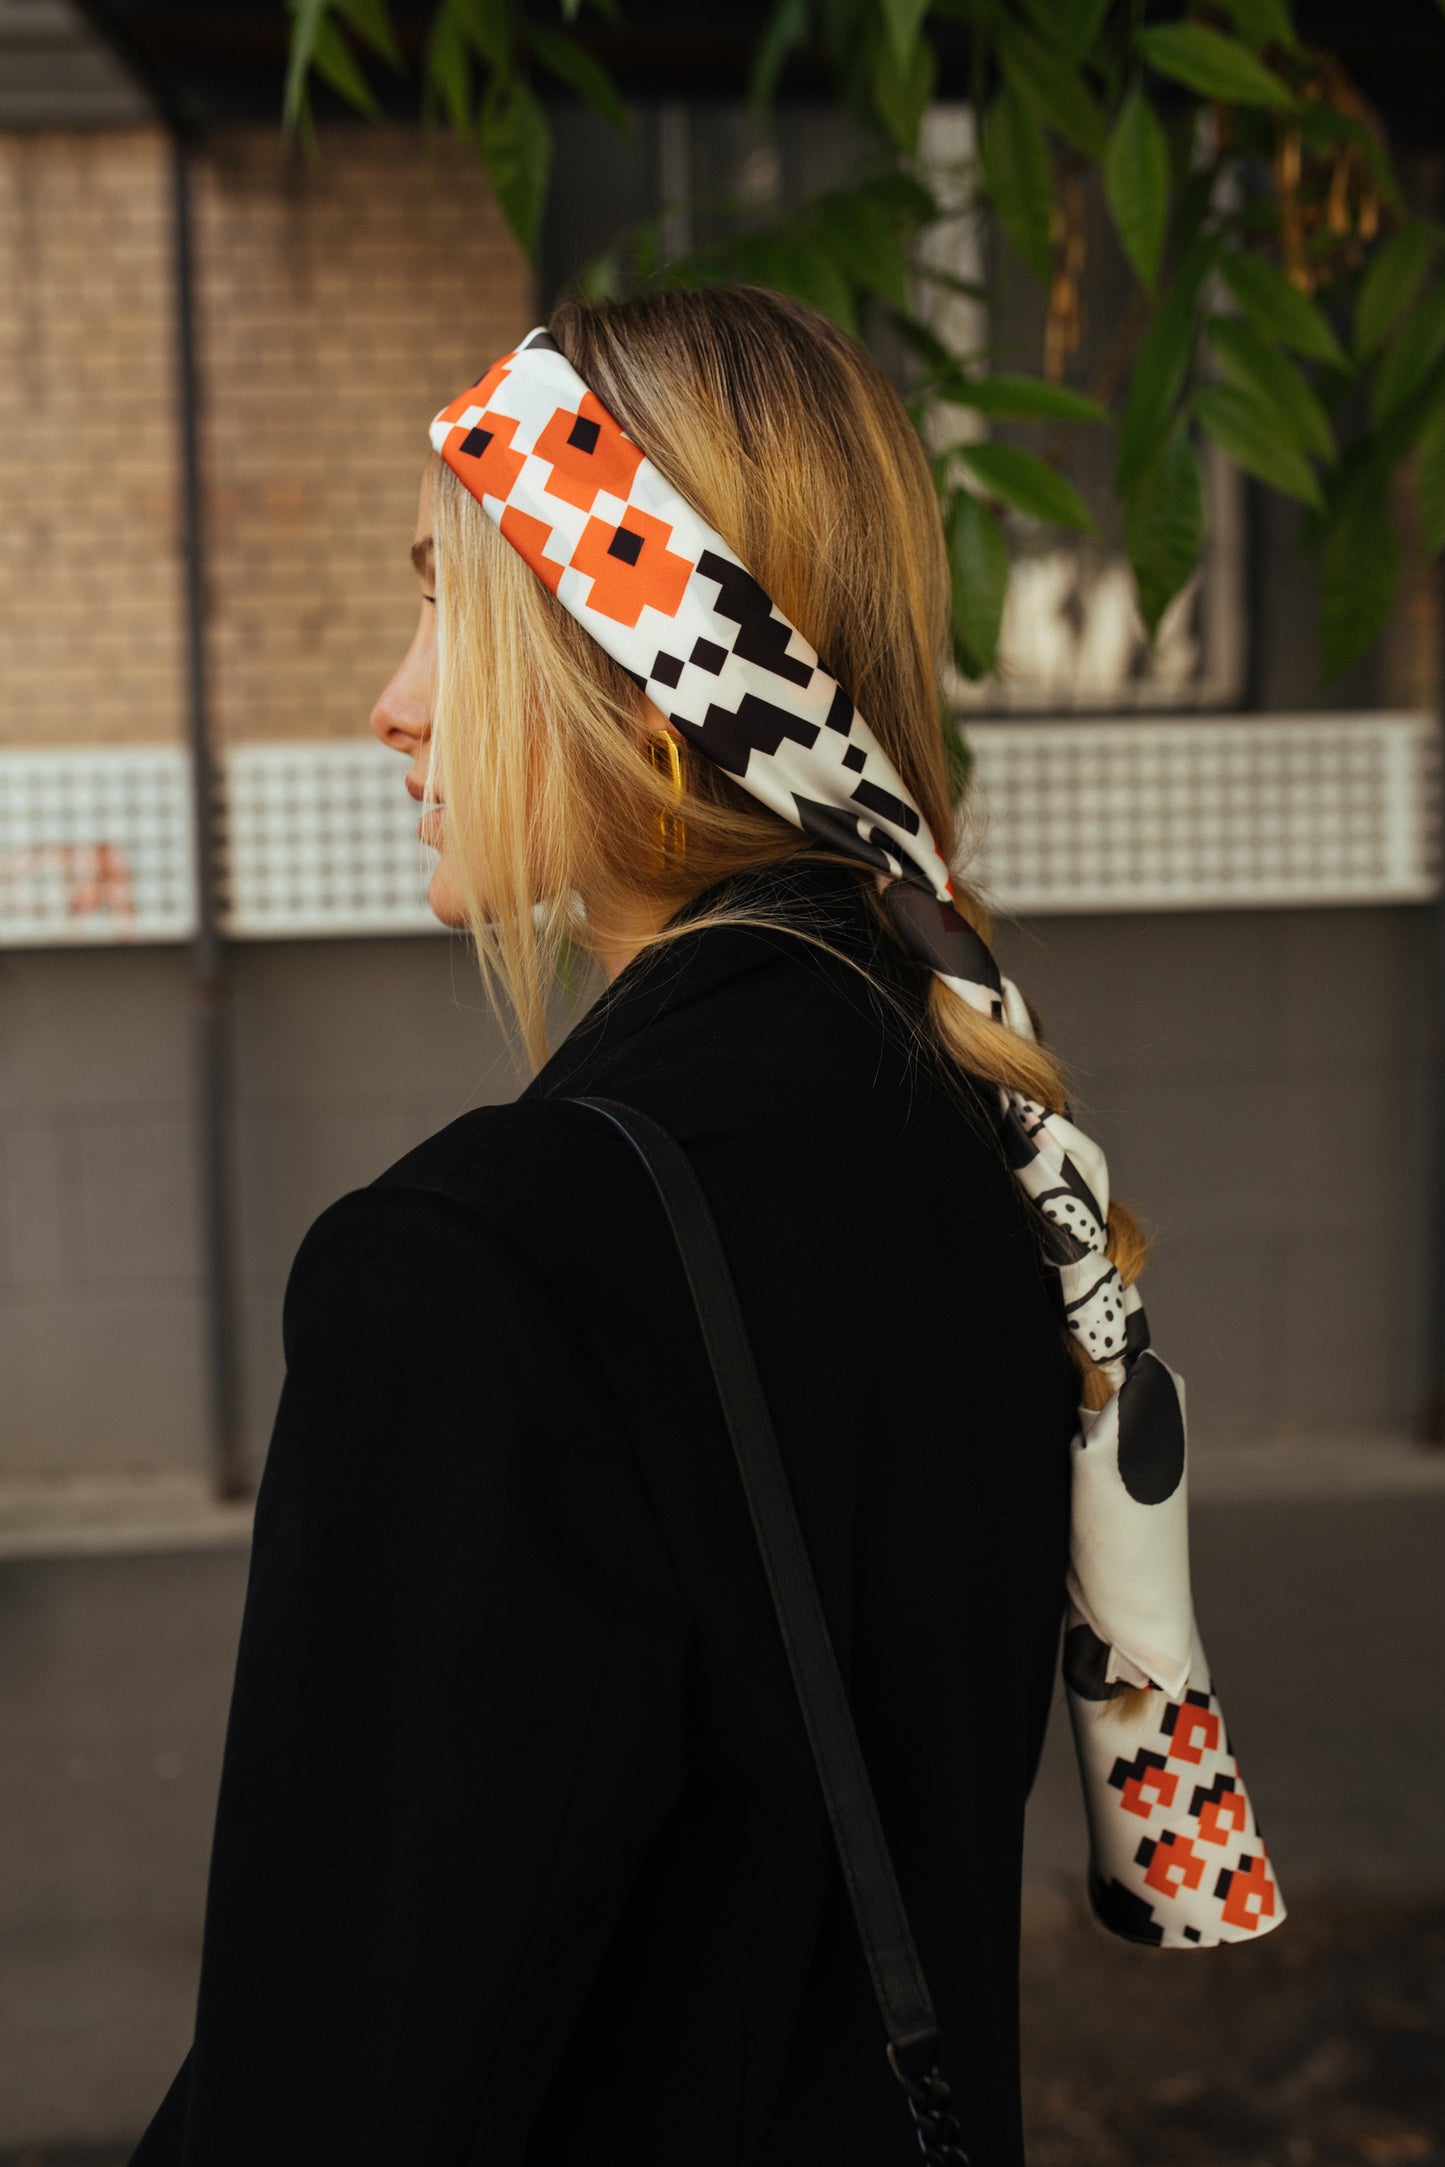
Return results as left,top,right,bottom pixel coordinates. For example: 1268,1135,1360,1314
0,129,183,749
194,126,532,744
0,123,532,753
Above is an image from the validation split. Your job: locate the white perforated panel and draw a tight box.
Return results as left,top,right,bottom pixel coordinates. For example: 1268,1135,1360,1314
1,715,1438,947
222,739,439,939
0,745,195,945
964,712,1441,913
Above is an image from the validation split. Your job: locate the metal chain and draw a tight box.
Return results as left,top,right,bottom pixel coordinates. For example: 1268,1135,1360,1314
888,2049,971,2165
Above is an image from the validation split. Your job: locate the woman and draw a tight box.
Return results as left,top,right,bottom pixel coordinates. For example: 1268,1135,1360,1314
130,287,1267,2167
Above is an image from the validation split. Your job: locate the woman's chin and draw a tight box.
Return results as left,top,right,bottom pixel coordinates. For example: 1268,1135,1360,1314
427,860,470,930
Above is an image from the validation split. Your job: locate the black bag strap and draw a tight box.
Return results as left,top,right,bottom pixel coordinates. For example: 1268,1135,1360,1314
567,1094,969,2165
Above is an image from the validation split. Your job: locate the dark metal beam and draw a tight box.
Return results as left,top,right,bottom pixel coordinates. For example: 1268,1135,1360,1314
170,136,250,1499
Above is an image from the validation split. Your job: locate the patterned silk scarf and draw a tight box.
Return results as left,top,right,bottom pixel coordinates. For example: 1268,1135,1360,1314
430,328,1284,1951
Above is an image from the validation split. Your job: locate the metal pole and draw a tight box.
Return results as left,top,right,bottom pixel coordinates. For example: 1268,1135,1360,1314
1424,677,1445,1448
171,137,249,1499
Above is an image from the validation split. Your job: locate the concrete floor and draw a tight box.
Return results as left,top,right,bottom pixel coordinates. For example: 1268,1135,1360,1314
1,1490,1443,2157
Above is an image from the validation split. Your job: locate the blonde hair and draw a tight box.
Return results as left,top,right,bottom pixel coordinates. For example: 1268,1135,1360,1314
429,285,1146,1405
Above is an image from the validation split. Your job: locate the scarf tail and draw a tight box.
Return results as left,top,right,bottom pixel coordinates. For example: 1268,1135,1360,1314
1064,1608,1285,1949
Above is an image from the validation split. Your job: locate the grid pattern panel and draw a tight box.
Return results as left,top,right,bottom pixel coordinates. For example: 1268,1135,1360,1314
222,739,439,938
966,713,1442,913
0,746,195,944
2,716,1439,946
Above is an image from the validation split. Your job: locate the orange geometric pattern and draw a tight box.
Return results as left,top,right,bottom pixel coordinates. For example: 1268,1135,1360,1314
1118,1761,1179,1820
569,508,694,628
440,406,526,506
499,505,564,596
1141,1831,1206,1898
534,393,645,512
1166,1699,1221,1766
1218,1853,1278,1932
433,351,516,430
1196,1782,1249,1847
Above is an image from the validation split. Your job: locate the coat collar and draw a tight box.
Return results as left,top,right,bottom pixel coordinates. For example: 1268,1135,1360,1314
520,857,905,1104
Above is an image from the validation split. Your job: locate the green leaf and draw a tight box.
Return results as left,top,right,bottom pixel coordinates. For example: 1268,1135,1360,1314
284,0,332,129
871,25,936,153
1218,251,1349,367
479,75,552,254
1296,102,1404,215
454,0,510,70
1418,383,1445,561
338,0,401,65
814,188,909,305
1136,23,1294,107
1116,244,1211,493
1206,315,1334,459
880,0,930,69
956,442,1094,530
982,83,1052,286
948,491,1011,679
1213,0,1298,51
1021,0,1113,64
1104,85,1170,295
1126,415,1204,637
857,169,938,226
426,2,473,133
997,21,1107,159
913,264,989,304
1194,380,1322,507
527,24,632,140
938,373,1109,423
1320,476,1399,681
749,0,810,110
731,228,859,332
889,308,960,382
310,15,382,114
1354,222,1433,359
1371,283,1445,425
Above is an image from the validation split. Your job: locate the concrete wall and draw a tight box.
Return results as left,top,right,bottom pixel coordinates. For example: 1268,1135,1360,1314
1,901,1435,1487
992,903,1438,1446
0,934,536,1482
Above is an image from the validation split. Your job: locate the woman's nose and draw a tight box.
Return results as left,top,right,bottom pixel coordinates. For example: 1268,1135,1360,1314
371,606,436,755
370,669,430,755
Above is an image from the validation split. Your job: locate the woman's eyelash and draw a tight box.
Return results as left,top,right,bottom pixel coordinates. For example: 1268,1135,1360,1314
424,594,436,606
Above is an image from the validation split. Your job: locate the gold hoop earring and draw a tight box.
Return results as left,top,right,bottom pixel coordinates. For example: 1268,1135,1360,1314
647,730,687,875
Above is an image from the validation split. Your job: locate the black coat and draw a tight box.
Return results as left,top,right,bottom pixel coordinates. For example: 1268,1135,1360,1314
130,857,1076,2167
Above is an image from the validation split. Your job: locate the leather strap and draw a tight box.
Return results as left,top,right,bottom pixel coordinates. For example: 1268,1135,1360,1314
568,1094,966,2152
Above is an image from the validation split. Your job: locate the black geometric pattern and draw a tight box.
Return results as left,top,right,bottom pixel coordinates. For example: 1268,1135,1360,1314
1116,1351,1187,1505
696,552,815,686
1063,1621,1131,1702
792,794,912,878
675,693,822,780
850,776,921,834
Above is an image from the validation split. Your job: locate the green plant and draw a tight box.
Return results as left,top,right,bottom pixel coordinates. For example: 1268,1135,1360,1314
286,0,1445,686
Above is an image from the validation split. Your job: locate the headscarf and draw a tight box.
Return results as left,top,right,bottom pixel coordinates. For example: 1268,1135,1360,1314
429,326,1284,1950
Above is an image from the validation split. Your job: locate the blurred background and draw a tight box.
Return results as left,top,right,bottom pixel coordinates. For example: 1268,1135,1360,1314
1,1,1443,2160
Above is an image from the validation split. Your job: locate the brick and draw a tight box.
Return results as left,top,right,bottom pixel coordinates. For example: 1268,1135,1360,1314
1,123,530,751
